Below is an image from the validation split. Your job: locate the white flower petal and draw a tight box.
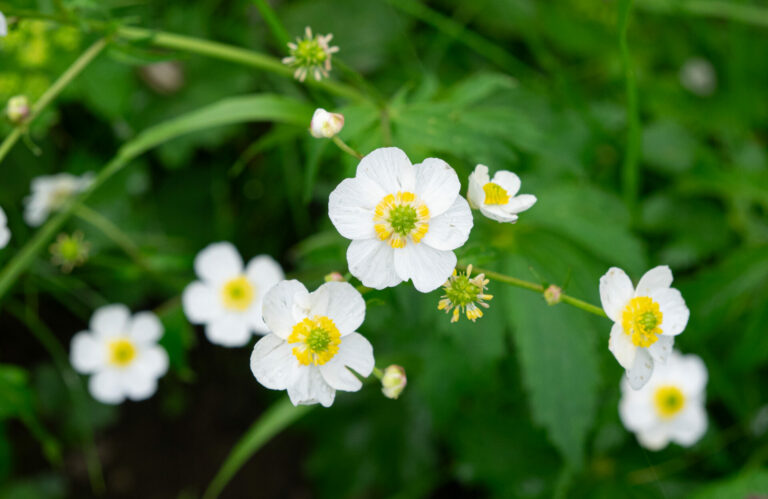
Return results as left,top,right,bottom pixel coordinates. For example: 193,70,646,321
0,12,7,37
394,243,456,293
421,196,473,251
413,158,461,217
670,405,707,447
129,311,163,345
626,348,655,390
263,280,309,339
599,267,634,322
636,425,670,451
479,204,519,223
647,335,674,364
0,226,9,249
205,314,252,347
505,194,537,214
194,242,243,286
652,288,690,336
635,265,673,296
70,332,105,373
347,239,401,290
356,147,415,194
492,170,521,197
308,282,365,336
250,334,301,390
245,255,285,294
131,345,169,379
90,304,131,338
609,322,637,369
287,366,335,407
672,352,708,395
122,372,158,401
245,299,270,334
319,362,362,392
319,332,374,392
182,281,223,324
328,177,383,240
467,165,490,209
619,389,656,432
89,370,126,405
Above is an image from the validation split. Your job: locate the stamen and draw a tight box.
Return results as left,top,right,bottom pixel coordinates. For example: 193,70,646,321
483,182,510,205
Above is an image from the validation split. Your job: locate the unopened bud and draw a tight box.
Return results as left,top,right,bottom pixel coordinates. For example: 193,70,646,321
324,271,345,282
381,365,407,400
310,108,344,138
6,95,30,124
543,284,562,305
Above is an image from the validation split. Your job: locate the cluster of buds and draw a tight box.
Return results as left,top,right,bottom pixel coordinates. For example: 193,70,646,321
310,108,344,138
282,27,339,82
49,231,90,273
6,95,30,124
543,284,562,305
380,365,407,400
438,265,493,323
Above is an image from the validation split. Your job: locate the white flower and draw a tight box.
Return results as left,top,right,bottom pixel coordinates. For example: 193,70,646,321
309,108,344,138
467,164,537,223
24,172,93,227
70,305,169,405
328,147,473,293
0,206,10,248
680,57,716,97
620,350,708,450
0,11,7,37
600,265,690,390
250,280,374,407
6,95,29,123
182,242,284,347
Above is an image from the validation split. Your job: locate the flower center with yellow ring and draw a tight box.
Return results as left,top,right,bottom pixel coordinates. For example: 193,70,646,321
108,338,136,367
621,296,663,347
288,316,342,366
483,182,510,205
373,191,430,249
654,385,685,418
221,276,255,311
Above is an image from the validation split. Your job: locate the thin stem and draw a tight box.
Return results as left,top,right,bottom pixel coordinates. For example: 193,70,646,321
618,0,641,215
331,136,363,159
372,367,384,379
251,0,291,47
637,0,768,28
73,205,144,266
0,38,108,165
461,265,608,318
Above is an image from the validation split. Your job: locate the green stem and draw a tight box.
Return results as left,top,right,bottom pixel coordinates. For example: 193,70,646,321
0,38,108,165
252,0,291,47
618,0,641,215
372,367,384,379
461,265,608,318
637,0,768,28
73,205,145,266
331,135,363,159
203,398,312,499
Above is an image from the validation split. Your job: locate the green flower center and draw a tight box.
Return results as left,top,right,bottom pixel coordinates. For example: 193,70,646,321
389,205,418,236
307,328,332,352
295,39,327,64
445,275,481,308
58,239,81,261
638,311,659,332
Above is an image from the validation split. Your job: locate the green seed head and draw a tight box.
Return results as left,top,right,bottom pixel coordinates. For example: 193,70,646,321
388,205,418,236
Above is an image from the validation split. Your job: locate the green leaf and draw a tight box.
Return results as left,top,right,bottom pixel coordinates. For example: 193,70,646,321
691,468,768,499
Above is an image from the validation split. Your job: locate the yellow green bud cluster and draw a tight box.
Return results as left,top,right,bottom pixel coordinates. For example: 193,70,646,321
437,264,493,323
281,27,339,82
543,284,562,305
381,365,407,399
49,231,90,273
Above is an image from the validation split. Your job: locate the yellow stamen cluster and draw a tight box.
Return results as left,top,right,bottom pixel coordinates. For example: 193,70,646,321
483,182,510,205
621,296,663,347
373,191,430,249
108,338,137,367
221,276,255,311
438,265,493,323
288,315,342,366
654,385,686,418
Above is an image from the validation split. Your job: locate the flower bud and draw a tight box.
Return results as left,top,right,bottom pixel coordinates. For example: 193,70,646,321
543,284,562,305
6,95,30,124
324,271,345,282
310,108,344,138
381,365,407,400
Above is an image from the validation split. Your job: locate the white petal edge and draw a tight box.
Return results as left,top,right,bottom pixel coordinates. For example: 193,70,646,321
328,177,383,240
647,335,674,364
70,332,105,373
89,370,126,405
287,366,335,407
609,322,637,369
394,243,456,293
356,147,415,194
319,332,374,392
262,280,310,339
599,267,634,322
129,311,163,345
90,304,131,338
194,242,243,286
413,157,461,217
635,265,673,296
421,196,473,251
347,239,401,290
250,334,300,390
652,287,690,336
491,170,521,197
308,282,365,336
467,165,489,209
626,348,655,390
182,281,223,324
205,314,252,347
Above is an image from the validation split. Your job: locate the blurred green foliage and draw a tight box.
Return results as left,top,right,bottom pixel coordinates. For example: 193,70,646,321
0,0,767,497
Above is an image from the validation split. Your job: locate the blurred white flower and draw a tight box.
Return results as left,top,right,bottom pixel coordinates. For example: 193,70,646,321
182,242,284,347
381,365,407,399
680,57,716,97
250,280,374,407
24,172,93,227
310,108,344,138
139,61,185,95
467,165,537,223
0,206,10,248
0,11,7,37
600,265,689,390
329,147,473,292
282,26,339,82
6,95,29,124
70,305,169,405
620,350,708,450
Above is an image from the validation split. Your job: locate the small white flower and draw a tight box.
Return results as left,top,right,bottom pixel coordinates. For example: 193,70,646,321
680,57,716,97
467,164,537,223
6,95,29,124
70,304,169,405
24,172,94,227
309,108,344,138
600,265,690,390
380,365,407,400
329,147,473,293
250,280,374,407
0,206,10,249
0,11,7,37
620,350,708,450
182,242,284,347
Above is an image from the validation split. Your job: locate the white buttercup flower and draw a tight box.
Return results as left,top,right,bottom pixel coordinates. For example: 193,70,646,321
600,265,690,390
0,206,10,248
328,147,473,293
251,280,374,407
309,108,344,138
0,11,7,37
680,57,716,97
182,242,284,347
24,172,94,227
467,164,537,223
70,304,169,405
620,350,708,450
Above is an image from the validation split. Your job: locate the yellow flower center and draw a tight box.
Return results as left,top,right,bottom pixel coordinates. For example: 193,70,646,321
483,182,510,205
221,276,255,311
654,385,686,418
108,338,137,367
373,191,430,249
621,296,663,347
287,316,342,366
